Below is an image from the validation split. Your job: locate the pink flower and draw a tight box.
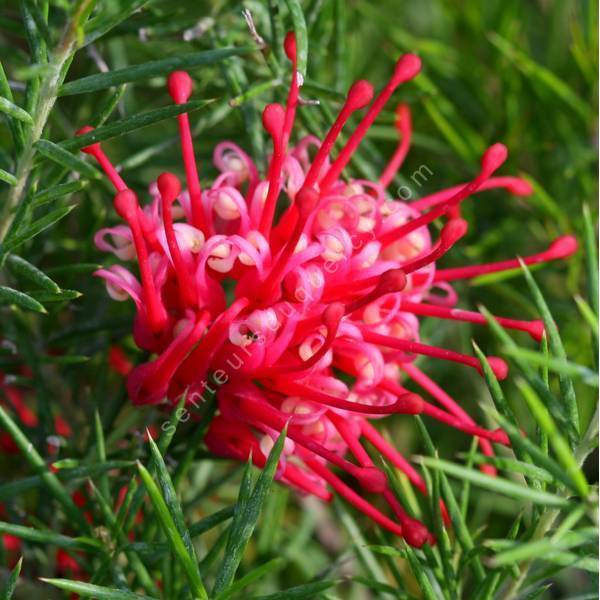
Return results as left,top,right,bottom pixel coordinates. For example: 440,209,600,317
78,32,576,547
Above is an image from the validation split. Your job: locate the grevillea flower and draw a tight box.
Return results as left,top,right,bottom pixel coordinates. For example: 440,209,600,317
77,33,577,547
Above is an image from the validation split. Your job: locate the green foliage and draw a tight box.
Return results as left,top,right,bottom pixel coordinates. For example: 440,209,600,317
0,0,597,599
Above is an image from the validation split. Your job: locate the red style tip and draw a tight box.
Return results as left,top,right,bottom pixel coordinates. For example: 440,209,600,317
480,356,509,380
392,53,422,84
442,218,468,243
323,301,345,326
357,466,388,493
167,71,193,104
284,31,297,61
157,172,182,203
76,125,94,135
346,80,375,111
528,319,546,342
546,235,578,259
295,186,320,219
108,346,133,376
113,189,139,221
480,464,497,476
507,178,534,196
481,143,508,177
262,103,285,140
377,268,407,294
76,125,100,155
394,392,424,414
491,428,510,445
402,518,431,548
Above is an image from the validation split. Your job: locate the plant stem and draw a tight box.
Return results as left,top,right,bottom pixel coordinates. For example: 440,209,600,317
0,2,94,243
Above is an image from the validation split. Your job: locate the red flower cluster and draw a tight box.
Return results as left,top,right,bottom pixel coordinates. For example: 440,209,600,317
77,33,576,546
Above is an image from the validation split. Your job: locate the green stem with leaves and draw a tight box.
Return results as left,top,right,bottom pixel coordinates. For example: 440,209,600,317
0,0,95,243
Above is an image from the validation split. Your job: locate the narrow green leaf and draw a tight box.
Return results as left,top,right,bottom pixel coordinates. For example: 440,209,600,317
137,462,208,600
0,61,25,151
126,506,236,561
3,205,75,252
6,254,60,292
93,84,126,126
32,180,88,206
352,575,401,596
46,262,101,275
0,96,33,124
198,524,230,575
60,47,256,96
189,506,236,537
20,0,51,46
41,354,89,365
146,434,199,565
212,428,287,595
214,557,285,600
229,78,281,107
61,100,214,152
502,346,598,387
0,169,17,186
460,437,478,519
0,460,133,501
404,545,439,600
50,459,81,469
472,341,517,424
522,585,553,600
430,458,457,595
28,288,81,303
41,579,159,600
336,500,388,583
516,378,589,497
438,469,486,583
489,528,597,567
524,553,599,573
0,286,46,313
519,259,579,432
83,0,151,45
0,556,22,600
413,419,457,593
458,453,554,483
583,204,599,318
474,514,522,600
489,410,584,494
252,580,336,600
366,545,405,559
34,140,100,179
93,410,110,500
574,295,599,335
479,305,578,443
417,456,571,508
0,522,100,551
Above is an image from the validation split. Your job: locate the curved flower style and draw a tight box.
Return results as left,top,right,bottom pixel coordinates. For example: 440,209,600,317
78,33,576,547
